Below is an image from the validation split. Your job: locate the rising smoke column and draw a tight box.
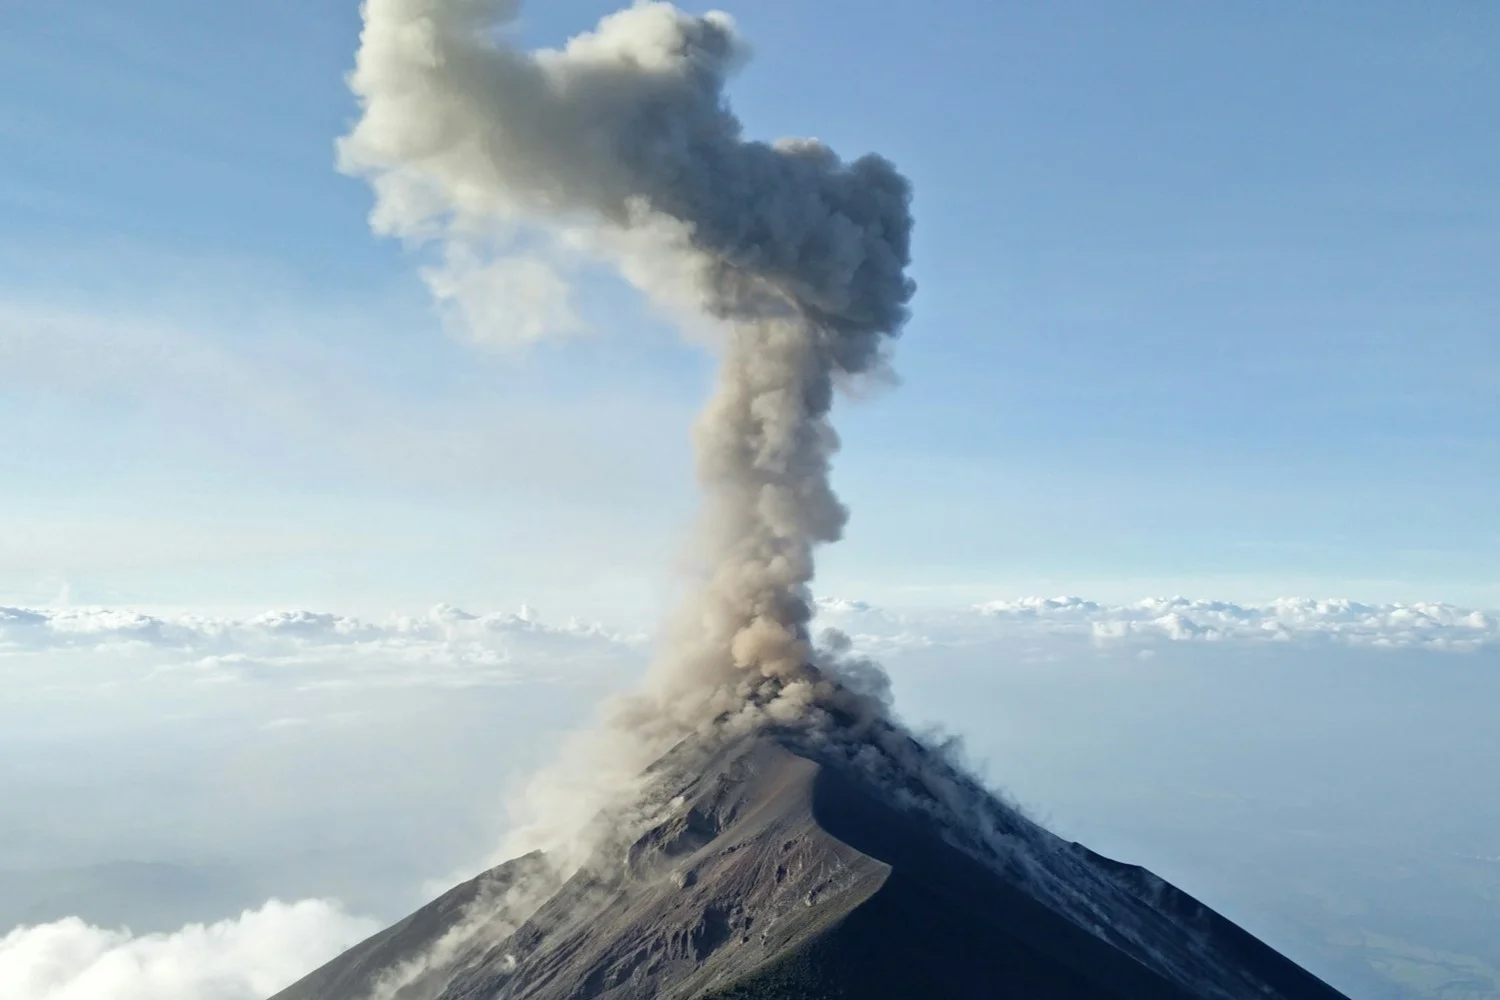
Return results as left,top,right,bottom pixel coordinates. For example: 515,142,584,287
339,0,913,737
339,6,1073,946
335,21,1272,988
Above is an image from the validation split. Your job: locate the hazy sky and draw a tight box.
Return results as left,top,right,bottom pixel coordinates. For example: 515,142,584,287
2,0,1496,619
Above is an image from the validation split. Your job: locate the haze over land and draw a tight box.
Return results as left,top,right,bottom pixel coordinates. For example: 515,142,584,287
4,597,1499,997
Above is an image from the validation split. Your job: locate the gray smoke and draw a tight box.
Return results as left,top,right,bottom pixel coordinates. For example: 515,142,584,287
340,0,913,744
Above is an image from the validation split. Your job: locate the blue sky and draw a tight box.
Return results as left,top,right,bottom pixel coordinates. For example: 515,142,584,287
2,0,1496,616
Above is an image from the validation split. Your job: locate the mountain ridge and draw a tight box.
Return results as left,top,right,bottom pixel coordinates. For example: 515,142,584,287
270,730,1351,1000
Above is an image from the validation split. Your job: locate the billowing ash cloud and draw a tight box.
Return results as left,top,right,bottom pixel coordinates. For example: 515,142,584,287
340,0,914,740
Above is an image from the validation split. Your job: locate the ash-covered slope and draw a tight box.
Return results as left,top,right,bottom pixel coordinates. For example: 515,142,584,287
270,731,1349,1000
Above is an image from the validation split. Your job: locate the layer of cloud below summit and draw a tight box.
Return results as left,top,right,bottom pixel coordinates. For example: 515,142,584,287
3,597,1494,667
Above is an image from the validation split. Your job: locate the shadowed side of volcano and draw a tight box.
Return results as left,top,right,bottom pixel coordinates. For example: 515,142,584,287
774,744,1349,1000
269,735,1351,1000
709,757,1196,1000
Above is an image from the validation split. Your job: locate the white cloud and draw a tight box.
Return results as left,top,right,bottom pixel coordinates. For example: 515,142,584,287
0,603,646,690
814,595,1500,654
0,899,377,1000
6,596,1493,690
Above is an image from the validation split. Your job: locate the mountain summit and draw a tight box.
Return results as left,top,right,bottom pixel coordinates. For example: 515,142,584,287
270,729,1349,1000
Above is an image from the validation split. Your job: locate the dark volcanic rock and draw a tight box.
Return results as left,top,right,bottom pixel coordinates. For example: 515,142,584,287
270,734,1350,1000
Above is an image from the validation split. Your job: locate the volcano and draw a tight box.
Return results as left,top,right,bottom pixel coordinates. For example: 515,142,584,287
270,728,1349,1000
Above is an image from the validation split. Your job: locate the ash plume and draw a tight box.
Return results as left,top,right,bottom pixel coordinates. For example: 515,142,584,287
340,0,914,749
265,11,1358,997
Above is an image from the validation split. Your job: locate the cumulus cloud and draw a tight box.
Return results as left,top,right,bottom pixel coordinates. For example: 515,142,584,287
5,597,1493,684
812,595,1500,654
0,604,645,690
0,899,377,1000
